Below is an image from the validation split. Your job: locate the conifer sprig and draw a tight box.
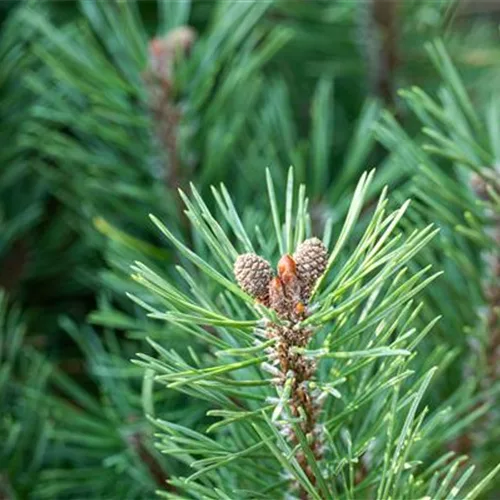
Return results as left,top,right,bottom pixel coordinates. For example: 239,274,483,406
376,40,500,489
132,170,498,498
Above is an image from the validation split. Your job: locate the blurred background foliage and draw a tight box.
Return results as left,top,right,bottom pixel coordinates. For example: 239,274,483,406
1,0,499,498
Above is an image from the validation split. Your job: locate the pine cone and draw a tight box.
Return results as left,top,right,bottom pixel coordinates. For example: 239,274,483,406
234,253,273,304
148,26,197,82
294,238,328,301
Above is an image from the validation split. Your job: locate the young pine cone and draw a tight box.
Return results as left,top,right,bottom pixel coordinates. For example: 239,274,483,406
294,237,328,301
234,253,274,305
148,26,197,82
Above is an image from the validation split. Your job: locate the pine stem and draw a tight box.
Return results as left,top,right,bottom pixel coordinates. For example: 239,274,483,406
264,252,327,497
268,323,322,496
451,170,500,457
471,170,500,380
128,429,171,489
144,27,196,235
363,0,399,106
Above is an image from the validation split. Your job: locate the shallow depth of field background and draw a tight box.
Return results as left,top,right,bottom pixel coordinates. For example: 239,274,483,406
1,1,499,499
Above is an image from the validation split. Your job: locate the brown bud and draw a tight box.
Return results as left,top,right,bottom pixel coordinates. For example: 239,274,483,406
277,254,297,284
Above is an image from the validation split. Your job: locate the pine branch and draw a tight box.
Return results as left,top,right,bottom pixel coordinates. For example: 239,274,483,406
376,39,500,490
130,169,499,498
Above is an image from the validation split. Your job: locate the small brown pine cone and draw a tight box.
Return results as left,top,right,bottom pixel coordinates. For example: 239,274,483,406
294,237,328,301
234,253,273,304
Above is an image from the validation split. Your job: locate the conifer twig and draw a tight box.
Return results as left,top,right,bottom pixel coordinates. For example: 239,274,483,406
235,238,328,497
145,26,196,190
364,0,399,106
144,26,197,234
470,168,500,379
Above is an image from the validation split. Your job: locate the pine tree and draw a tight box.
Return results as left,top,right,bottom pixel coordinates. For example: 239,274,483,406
1,0,500,498
131,169,499,498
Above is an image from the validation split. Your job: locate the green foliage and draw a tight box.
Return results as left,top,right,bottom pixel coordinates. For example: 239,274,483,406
1,0,499,498
131,170,498,498
0,291,50,498
0,288,196,499
376,40,500,480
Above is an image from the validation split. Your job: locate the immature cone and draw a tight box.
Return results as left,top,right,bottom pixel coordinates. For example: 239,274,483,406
294,237,328,301
234,253,273,304
148,26,197,82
